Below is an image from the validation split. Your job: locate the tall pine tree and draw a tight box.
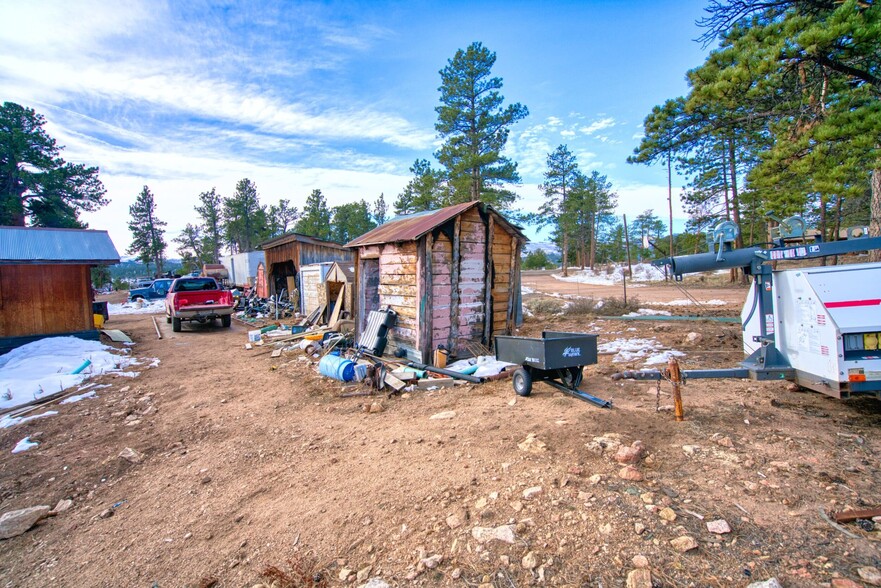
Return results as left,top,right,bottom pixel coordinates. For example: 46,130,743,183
127,186,167,275
435,42,528,209
295,189,333,240
223,178,267,253
537,145,579,277
195,188,224,264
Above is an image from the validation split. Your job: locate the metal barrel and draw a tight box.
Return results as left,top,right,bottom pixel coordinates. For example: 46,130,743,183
318,354,355,382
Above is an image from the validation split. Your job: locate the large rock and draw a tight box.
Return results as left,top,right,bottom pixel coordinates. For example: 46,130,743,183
859,567,881,587
626,569,652,588
618,466,644,481
0,506,51,540
471,525,516,544
670,536,698,553
614,441,645,464
746,580,782,588
706,519,731,534
521,551,539,570
118,447,145,464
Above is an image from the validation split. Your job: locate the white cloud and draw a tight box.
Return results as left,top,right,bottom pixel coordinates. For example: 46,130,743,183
560,130,576,137
580,117,616,135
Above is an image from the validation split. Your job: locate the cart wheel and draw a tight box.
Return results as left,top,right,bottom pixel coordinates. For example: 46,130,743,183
513,368,533,397
560,366,584,390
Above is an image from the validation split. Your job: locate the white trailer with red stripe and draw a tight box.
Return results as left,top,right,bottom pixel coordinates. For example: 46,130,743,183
742,262,881,397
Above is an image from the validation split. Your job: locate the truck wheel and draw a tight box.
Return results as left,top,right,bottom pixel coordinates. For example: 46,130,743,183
172,317,182,332
221,315,231,328
513,368,532,397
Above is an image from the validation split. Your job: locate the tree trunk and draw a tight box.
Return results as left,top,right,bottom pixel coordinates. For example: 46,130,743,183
871,168,881,263
832,195,844,266
728,139,747,283
561,233,569,277
819,196,828,266
666,152,674,278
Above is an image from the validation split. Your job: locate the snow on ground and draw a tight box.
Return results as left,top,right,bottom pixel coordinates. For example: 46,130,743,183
598,337,685,365
0,337,151,412
12,437,38,453
0,411,58,429
552,263,665,285
108,298,165,315
650,299,728,307
623,308,673,317
60,390,98,404
521,285,534,295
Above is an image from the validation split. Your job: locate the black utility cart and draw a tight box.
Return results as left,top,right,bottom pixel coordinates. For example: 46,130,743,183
495,331,611,408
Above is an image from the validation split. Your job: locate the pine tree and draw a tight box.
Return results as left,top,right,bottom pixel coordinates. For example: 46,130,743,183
1,102,107,227
394,159,449,214
223,178,267,253
331,200,377,244
127,186,167,275
195,188,224,263
267,199,299,237
295,189,333,240
537,145,579,277
373,193,388,225
173,223,206,274
435,42,528,209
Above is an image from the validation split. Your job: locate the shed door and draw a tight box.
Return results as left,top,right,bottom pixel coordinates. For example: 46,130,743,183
360,258,380,332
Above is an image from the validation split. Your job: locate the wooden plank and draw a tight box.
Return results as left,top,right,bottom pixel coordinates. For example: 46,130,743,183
379,283,418,297
450,216,461,349
384,373,407,392
328,284,345,327
507,240,519,334
389,326,417,342
484,214,494,345
385,242,417,255
379,262,417,276
378,273,418,286
431,294,452,307
419,232,433,362
417,378,455,389
386,304,417,319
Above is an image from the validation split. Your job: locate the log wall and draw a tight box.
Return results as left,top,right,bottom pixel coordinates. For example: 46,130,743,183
0,264,94,338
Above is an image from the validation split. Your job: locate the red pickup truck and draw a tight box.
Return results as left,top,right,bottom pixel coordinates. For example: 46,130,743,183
165,277,235,332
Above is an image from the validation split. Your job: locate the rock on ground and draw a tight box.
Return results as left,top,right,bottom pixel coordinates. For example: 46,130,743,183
0,506,51,540
859,567,881,587
706,519,731,534
670,536,698,553
626,568,652,588
471,525,516,544
746,579,783,588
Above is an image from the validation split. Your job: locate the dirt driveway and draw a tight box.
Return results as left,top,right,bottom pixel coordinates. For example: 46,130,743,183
1,287,880,587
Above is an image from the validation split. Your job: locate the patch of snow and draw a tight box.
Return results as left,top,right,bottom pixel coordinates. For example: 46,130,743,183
598,337,685,365
0,336,141,411
651,299,728,307
60,390,98,404
623,308,673,317
553,263,665,285
447,355,517,378
108,298,165,315
12,437,38,453
0,411,58,429
521,285,534,295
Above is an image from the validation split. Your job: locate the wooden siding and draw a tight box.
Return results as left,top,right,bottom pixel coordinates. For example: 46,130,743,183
454,207,485,354
0,264,93,338
377,243,418,357
491,230,514,336
431,233,453,351
299,265,324,316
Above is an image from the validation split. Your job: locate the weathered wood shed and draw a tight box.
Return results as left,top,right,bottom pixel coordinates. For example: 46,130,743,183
0,227,120,354
298,261,356,323
259,233,353,299
345,201,526,362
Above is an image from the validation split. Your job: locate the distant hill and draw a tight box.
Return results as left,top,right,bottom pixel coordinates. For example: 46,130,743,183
110,259,183,280
522,242,561,262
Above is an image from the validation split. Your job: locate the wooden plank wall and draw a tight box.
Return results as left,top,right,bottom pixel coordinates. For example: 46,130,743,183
300,266,323,315
456,207,486,354
0,264,93,338
491,230,514,337
431,233,453,352
377,242,418,356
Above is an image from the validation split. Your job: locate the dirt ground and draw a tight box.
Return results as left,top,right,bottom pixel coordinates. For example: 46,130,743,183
1,275,881,588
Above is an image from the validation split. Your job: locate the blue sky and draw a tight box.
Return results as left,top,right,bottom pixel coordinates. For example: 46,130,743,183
0,0,711,251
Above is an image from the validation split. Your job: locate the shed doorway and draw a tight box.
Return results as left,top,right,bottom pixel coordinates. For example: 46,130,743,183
359,258,380,332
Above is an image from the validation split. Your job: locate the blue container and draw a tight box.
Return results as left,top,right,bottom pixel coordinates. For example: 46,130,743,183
318,354,355,382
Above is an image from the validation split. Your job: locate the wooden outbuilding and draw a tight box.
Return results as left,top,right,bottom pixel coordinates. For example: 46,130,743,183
298,261,356,324
345,201,527,362
259,232,353,299
0,227,120,354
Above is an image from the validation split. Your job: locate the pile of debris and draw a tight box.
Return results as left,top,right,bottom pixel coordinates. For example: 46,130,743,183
245,307,517,397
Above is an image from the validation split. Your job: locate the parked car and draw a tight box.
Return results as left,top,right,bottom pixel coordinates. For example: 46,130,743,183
128,278,174,301
165,277,234,332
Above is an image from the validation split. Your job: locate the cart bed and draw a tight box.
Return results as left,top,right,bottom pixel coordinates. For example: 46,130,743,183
495,331,598,370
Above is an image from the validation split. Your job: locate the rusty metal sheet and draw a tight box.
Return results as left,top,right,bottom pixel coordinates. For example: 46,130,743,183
345,201,477,248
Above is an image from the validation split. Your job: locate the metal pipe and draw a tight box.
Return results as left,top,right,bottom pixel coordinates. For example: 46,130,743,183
407,362,483,383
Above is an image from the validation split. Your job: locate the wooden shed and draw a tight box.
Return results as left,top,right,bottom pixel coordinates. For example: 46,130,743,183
345,201,526,362
0,227,120,354
298,261,356,324
259,232,353,301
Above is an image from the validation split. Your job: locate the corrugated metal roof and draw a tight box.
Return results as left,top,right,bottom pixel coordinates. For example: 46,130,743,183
259,231,348,250
345,201,527,247
0,226,120,264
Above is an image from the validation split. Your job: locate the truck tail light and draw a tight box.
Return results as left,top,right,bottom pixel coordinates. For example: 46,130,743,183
174,297,188,311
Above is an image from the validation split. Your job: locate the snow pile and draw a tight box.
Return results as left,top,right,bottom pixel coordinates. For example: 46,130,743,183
0,337,144,411
599,337,685,365
0,411,58,429
521,285,535,295
553,263,665,285
623,308,673,317
109,298,165,315
652,299,728,307
12,437,38,453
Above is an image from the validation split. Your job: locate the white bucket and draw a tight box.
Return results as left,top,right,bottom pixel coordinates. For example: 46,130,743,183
248,330,261,343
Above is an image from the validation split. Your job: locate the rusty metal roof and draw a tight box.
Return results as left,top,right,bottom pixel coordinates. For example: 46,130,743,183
345,201,526,248
259,231,348,250
0,226,120,265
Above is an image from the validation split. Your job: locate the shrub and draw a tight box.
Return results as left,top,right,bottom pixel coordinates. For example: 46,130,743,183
597,296,641,316
525,297,564,315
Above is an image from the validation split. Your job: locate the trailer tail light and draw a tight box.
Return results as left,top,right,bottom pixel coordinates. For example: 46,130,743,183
849,369,867,383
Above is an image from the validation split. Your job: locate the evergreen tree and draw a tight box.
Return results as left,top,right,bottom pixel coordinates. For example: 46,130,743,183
394,159,449,214
127,186,167,275
630,209,667,260
435,42,528,208
173,223,207,273
331,200,377,244
373,193,388,225
536,145,579,276
195,188,223,263
1,102,107,227
295,189,333,240
267,199,299,237
223,178,267,253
